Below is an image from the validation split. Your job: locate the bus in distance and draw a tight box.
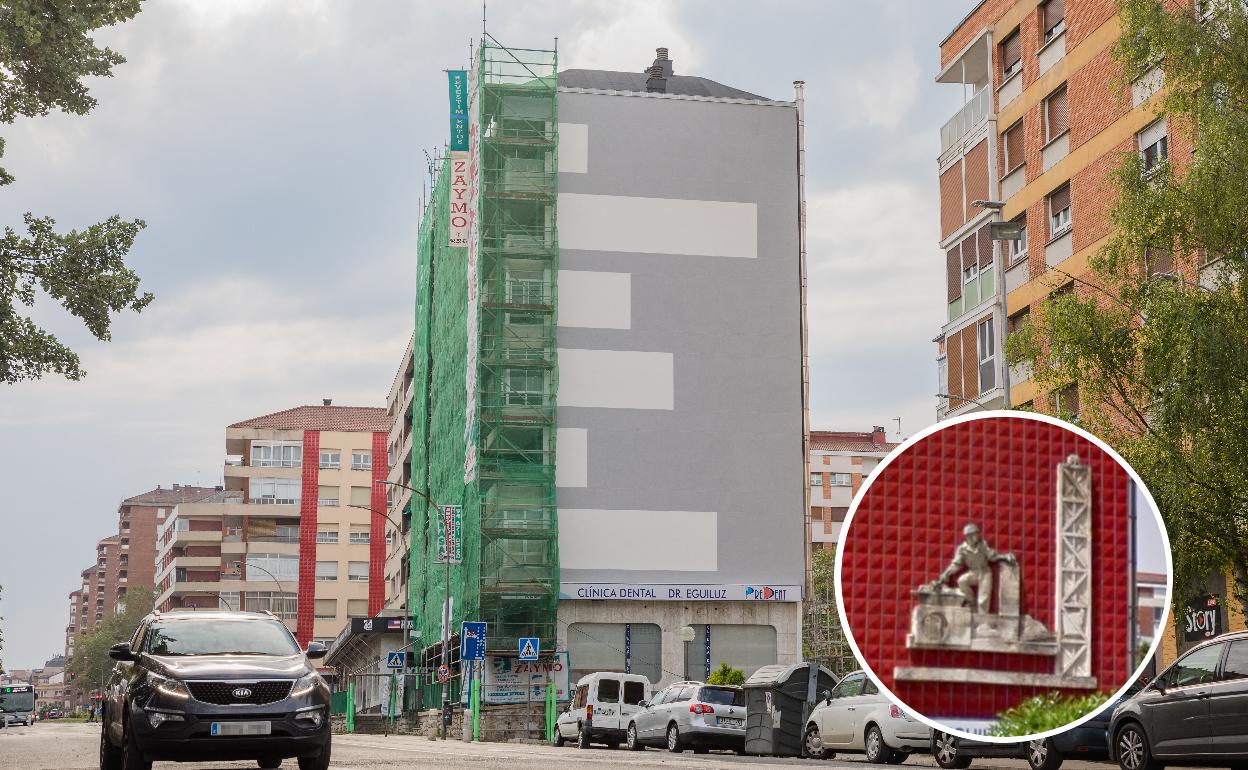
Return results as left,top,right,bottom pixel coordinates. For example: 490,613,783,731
1,683,35,726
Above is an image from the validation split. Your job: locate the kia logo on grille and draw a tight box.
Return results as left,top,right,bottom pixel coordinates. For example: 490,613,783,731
232,687,253,699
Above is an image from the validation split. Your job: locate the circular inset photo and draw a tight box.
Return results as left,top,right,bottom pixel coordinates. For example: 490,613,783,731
835,411,1172,742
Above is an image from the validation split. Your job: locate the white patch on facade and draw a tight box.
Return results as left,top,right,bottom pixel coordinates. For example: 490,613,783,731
557,270,630,329
557,193,758,258
555,427,588,488
557,348,674,410
558,509,717,571
558,123,588,174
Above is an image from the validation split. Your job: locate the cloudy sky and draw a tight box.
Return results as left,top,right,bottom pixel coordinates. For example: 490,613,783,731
0,0,982,670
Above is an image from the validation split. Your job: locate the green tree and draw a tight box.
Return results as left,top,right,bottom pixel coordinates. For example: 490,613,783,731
706,662,745,686
803,548,855,675
0,0,152,384
1009,0,1248,614
67,586,154,696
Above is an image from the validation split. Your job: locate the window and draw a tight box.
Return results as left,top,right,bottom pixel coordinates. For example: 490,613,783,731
250,441,302,468
567,623,662,685
314,599,337,620
1041,0,1065,42
1003,120,1025,174
346,599,368,617
275,524,299,543
1008,216,1028,264
1056,382,1080,420
810,473,823,487
1167,642,1224,688
1009,307,1032,334
249,477,300,505
963,261,979,286
1222,641,1248,681
830,473,852,486
832,673,866,699
246,553,299,581
683,624,777,681
505,368,545,406
316,529,338,544
1138,118,1169,176
506,268,547,325
349,486,372,507
349,527,370,545
348,561,369,581
1000,30,1022,80
977,318,997,392
316,485,340,507
319,450,340,470
1048,184,1072,236
598,678,620,703
218,592,240,612
351,451,372,471
671,686,693,703
315,561,338,582
1044,85,1069,142
242,591,297,620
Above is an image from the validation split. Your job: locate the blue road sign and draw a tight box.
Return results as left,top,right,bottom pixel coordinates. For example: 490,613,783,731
461,621,487,661
519,637,539,661
386,651,406,669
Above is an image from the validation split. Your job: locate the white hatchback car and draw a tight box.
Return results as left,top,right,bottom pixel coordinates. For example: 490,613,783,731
803,670,930,763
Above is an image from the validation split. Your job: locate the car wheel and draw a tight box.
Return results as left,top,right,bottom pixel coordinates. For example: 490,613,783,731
1027,739,1064,770
626,722,644,751
258,759,282,769
99,722,123,770
666,723,684,753
887,752,911,765
121,719,152,770
933,731,973,770
577,724,591,749
296,738,331,770
803,724,829,759
1116,723,1162,770
866,725,895,764
554,727,566,747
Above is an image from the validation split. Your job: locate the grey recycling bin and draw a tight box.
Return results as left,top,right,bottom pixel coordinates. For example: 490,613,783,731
743,662,839,757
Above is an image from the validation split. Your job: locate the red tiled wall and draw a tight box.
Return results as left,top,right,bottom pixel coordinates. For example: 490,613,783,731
296,430,320,646
368,431,388,616
840,417,1132,718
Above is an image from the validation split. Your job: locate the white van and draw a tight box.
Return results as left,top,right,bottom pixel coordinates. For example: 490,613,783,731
554,672,652,748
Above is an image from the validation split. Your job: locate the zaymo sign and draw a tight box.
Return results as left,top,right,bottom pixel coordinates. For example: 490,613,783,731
447,69,470,248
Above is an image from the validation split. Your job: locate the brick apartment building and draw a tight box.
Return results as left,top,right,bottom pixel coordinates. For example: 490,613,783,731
383,335,415,612
808,427,898,553
934,0,1181,418
154,405,390,646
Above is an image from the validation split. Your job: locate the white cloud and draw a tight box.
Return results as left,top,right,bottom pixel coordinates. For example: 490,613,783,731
821,48,921,130
520,0,700,73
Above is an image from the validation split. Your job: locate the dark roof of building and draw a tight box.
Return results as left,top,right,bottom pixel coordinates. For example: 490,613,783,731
230,405,390,433
123,485,223,506
810,430,899,454
558,69,770,101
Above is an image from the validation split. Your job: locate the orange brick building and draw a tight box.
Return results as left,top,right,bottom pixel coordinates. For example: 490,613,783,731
807,428,898,554
934,0,1180,418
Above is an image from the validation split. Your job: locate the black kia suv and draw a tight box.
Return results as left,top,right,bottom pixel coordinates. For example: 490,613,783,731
99,610,331,770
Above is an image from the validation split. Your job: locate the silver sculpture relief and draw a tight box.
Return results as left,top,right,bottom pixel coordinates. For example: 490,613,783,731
907,523,1057,655
896,454,1098,689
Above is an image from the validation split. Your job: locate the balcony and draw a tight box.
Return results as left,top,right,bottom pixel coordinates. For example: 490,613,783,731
940,87,991,156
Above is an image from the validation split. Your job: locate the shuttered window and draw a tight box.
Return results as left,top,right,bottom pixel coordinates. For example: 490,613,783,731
1045,85,1069,142
1049,184,1072,235
1042,0,1065,39
1004,120,1025,173
947,245,963,302
1000,30,1022,79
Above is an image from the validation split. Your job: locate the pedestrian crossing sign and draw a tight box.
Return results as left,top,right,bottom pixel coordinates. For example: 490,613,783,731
518,637,539,661
386,651,406,669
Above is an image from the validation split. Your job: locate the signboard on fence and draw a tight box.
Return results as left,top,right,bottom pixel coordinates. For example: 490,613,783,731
480,652,570,704
436,505,463,564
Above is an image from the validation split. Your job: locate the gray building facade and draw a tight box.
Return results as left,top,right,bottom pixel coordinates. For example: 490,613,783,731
551,54,807,688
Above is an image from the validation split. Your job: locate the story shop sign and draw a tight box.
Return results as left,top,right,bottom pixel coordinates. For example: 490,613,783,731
560,583,802,601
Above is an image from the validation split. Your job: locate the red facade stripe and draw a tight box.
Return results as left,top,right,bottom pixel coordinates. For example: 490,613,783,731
368,431,389,616
296,430,321,647
840,417,1132,718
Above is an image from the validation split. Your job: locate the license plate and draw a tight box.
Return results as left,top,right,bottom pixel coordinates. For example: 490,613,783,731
210,721,271,736
717,717,744,728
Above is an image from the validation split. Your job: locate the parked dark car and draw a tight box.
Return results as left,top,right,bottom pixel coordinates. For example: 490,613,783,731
932,681,1143,770
99,610,331,770
1110,630,1248,770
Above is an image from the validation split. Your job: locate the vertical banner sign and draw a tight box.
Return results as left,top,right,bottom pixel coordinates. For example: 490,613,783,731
624,624,632,674
704,624,712,681
447,69,470,248
447,70,469,151
463,54,481,483
437,505,464,564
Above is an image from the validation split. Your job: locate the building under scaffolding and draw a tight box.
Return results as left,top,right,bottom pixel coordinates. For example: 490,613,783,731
404,39,807,712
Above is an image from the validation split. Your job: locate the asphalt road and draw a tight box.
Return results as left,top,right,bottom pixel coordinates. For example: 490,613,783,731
0,722,1116,770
